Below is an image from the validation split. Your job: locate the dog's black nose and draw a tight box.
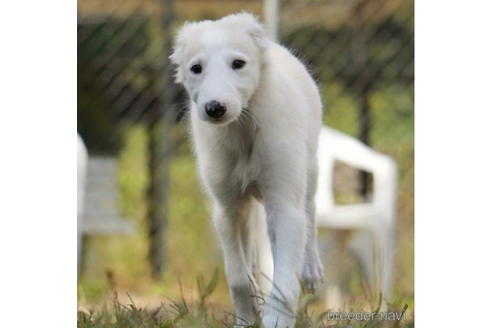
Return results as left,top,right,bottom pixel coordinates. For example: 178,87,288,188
205,101,226,119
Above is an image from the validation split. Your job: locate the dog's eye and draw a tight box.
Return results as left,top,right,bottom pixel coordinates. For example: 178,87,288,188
190,64,202,74
232,59,246,70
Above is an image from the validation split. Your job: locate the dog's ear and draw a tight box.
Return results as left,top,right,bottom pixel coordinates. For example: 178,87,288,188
169,22,201,84
222,12,269,52
248,21,269,53
244,14,269,52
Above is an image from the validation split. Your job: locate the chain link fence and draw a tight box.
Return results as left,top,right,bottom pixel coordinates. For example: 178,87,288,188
77,0,413,301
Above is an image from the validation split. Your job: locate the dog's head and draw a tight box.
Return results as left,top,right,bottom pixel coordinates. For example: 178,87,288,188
170,13,268,125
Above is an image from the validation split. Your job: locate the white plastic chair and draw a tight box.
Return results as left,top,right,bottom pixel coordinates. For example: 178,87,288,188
77,136,134,276
315,126,397,307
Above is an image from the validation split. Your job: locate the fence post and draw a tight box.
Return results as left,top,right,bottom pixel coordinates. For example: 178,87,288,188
263,0,279,41
358,86,372,198
146,0,175,278
353,1,373,198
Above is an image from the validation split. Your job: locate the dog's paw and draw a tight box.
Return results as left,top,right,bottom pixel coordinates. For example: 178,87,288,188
301,251,325,294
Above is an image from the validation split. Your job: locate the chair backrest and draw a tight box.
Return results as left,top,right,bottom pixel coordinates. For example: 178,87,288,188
315,126,397,227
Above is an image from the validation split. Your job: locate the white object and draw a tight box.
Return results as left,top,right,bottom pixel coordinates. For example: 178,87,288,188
263,0,279,41
77,137,134,276
315,126,397,306
81,156,134,235
77,134,88,272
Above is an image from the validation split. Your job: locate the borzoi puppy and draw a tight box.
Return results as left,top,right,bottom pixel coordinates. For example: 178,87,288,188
170,13,324,328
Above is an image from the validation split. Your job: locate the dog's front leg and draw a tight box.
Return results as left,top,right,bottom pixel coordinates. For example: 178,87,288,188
302,164,325,294
261,200,306,328
213,203,259,327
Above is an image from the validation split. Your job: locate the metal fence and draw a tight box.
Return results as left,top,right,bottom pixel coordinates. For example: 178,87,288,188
78,0,413,147
77,0,414,282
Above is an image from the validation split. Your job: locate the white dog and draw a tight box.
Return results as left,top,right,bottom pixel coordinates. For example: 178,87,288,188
171,13,324,328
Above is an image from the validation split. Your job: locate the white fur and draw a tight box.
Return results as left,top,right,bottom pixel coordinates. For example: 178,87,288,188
171,13,324,328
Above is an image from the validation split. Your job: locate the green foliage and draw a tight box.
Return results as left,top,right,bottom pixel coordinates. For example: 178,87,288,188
197,269,220,310
78,273,228,328
321,81,359,137
77,68,122,154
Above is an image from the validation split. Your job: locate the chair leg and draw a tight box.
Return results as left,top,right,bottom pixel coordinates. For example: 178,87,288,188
348,230,375,287
372,223,395,307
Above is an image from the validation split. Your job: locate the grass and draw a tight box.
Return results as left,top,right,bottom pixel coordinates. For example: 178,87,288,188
78,271,413,328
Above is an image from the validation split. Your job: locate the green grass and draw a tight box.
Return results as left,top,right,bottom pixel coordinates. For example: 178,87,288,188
78,271,413,328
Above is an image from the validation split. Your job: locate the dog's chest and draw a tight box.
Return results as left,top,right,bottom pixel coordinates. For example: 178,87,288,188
223,126,261,195
231,151,260,194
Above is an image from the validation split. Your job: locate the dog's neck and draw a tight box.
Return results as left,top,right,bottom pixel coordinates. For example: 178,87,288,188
222,108,258,159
